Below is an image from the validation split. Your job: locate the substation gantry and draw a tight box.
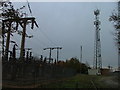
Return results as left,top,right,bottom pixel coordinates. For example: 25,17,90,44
43,47,62,63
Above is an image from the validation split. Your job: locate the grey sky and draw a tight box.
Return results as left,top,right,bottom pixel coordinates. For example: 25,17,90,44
11,2,118,68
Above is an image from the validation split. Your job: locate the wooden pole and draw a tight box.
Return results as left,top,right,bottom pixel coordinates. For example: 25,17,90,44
2,21,5,58
5,22,12,61
20,20,27,60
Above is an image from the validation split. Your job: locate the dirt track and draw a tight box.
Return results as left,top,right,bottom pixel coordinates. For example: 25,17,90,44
99,76,119,88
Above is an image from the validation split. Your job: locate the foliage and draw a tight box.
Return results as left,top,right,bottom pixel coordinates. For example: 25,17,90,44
1,1,27,36
80,63,88,74
57,60,65,67
109,1,120,70
65,57,80,73
40,74,112,88
57,57,89,74
109,2,120,47
2,1,26,19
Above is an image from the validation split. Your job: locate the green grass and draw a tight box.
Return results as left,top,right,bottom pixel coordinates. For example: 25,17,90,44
3,74,118,88
37,74,115,88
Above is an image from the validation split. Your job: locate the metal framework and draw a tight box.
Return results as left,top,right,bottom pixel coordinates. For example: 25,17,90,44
93,9,102,69
53,47,62,62
43,47,62,63
2,17,38,61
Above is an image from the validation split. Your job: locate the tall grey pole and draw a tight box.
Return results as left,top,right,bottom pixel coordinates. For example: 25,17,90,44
80,46,82,63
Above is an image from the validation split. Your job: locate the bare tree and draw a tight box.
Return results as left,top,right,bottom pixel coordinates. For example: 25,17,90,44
109,1,120,70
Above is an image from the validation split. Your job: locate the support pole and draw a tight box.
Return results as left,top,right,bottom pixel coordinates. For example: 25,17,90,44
12,44,16,59
56,47,62,62
20,21,27,60
2,21,5,59
49,48,52,63
80,46,82,63
5,22,12,61
57,49,59,62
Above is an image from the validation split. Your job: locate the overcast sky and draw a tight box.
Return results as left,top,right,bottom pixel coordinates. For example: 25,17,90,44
11,2,118,68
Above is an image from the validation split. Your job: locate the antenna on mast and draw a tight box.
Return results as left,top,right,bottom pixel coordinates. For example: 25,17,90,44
93,9,102,70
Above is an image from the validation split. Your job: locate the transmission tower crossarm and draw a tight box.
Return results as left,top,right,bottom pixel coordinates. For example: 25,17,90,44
43,47,54,50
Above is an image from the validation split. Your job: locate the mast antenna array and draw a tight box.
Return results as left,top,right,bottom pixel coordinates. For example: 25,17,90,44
93,9,102,70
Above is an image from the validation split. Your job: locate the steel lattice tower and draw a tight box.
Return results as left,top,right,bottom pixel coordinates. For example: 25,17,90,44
93,9,102,69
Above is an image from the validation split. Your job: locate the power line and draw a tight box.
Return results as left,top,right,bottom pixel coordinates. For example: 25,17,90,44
37,28,57,46
26,0,33,16
23,1,58,47
26,29,48,48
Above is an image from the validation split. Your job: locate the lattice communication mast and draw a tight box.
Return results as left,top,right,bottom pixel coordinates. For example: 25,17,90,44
93,9,102,69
